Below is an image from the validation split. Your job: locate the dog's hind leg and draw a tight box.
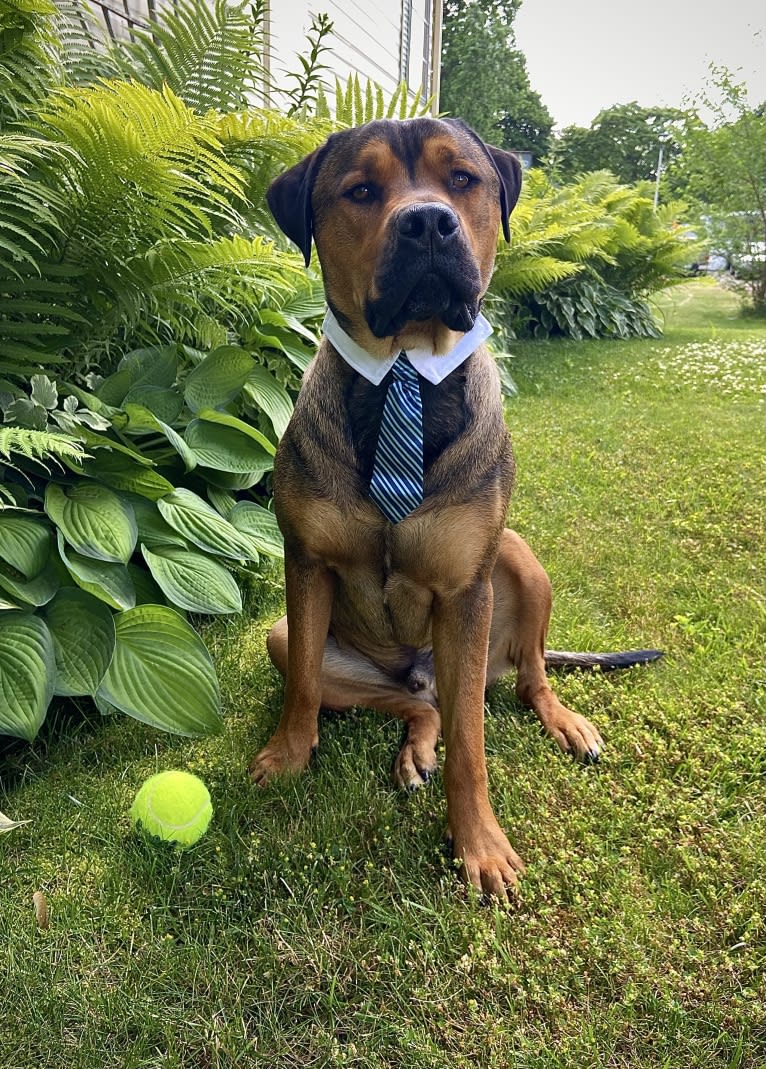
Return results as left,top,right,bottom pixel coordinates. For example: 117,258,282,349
257,615,441,790
487,529,604,761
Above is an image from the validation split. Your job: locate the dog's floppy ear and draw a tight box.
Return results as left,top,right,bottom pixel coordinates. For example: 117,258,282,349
485,145,522,243
266,143,329,266
442,119,523,242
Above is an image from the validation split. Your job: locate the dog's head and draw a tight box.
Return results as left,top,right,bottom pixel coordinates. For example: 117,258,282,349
266,117,522,355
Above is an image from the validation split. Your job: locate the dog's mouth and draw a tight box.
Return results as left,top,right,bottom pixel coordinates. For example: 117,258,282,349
365,252,483,338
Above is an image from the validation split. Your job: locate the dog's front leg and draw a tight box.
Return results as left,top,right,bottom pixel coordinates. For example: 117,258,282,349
249,548,334,785
432,577,525,897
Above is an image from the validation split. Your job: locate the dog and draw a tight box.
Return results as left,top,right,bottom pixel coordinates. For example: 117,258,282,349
249,117,660,898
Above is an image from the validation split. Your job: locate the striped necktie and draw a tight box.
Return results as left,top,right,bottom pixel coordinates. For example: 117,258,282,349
369,355,424,523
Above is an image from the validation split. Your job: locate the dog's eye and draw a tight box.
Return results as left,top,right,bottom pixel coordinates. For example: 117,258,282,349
450,171,474,190
346,184,374,203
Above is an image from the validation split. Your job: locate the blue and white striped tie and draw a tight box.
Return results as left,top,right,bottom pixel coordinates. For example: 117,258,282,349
369,355,424,523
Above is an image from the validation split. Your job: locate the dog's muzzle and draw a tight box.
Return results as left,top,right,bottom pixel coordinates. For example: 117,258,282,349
365,202,483,337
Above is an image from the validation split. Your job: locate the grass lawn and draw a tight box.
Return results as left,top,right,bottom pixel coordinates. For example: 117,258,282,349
1,279,764,1068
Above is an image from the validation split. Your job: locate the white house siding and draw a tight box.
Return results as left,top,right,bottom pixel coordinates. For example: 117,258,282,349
86,0,441,109
266,0,439,107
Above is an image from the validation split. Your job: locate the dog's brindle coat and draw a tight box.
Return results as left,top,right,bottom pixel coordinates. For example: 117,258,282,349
249,118,604,898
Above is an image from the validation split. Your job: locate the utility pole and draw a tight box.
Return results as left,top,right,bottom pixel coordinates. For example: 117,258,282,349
653,139,667,211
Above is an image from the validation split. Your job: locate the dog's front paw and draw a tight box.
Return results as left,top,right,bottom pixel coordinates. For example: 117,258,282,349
450,817,525,899
248,730,317,786
542,707,604,763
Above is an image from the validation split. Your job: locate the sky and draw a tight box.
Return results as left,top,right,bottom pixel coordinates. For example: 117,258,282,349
513,0,766,129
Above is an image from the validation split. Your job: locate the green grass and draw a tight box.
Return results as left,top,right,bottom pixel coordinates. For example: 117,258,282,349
2,280,764,1068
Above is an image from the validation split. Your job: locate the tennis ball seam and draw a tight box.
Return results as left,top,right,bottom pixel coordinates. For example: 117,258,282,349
142,794,210,833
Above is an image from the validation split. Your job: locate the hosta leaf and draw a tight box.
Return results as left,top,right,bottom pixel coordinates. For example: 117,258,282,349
97,605,222,737
121,386,183,424
85,448,177,499
123,406,197,472
183,419,274,475
142,544,243,615
229,501,284,559
127,563,168,606
0,517,51,578
184,345,255,412
206,486,236,519
243,365,293,438
96,367,134,407
0,561,60,607
57,532,136,611
194,409,276,454
43,588,116,697
98,346,179,406
118,348,177,391
45,483,137,563
203,470,264,490
122,494,188,549
0,612,56,741
74,428,155,465
157,489,260,561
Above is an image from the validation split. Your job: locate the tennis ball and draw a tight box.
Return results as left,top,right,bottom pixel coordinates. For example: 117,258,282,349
130,770,212,848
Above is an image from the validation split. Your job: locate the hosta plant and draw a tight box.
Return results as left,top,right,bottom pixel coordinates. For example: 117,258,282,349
0,340,292,742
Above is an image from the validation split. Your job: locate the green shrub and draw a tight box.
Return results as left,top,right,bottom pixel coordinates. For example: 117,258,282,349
489,169,691,340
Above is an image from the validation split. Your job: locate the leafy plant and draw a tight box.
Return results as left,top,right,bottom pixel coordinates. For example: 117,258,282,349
0,339,290,742
284,11,334,116
0,0,348,743
490,169,691,339
115,0,266,114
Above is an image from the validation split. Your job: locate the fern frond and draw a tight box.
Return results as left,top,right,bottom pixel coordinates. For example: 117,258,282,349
131,234,305,342
51,0,117,85
0,0,60,123
0,135,69,272
491,256,582,296
0,425,85,470
216,108,333,235
38,80,247,256
115,0,265,114
329,77,432,127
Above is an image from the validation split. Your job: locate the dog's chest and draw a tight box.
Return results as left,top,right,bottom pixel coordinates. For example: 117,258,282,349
345,366,468,486
301,496,501,650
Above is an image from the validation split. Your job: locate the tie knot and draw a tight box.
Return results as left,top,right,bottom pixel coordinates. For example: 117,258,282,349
391,354,418,384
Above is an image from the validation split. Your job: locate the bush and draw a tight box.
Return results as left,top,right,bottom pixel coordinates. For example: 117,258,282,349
489,169,691,340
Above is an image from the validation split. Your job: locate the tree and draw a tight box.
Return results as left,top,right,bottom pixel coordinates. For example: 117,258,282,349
673,67,766,308
555,103,687,185
440,0,553,161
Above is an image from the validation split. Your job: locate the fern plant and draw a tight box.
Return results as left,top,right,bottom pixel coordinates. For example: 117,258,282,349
0,424,85,469
0,0,60,124
115,0,266,114
490,169,691,339
316,74,433,126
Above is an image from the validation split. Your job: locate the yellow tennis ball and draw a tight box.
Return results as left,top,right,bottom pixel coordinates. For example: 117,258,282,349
130,770,212,848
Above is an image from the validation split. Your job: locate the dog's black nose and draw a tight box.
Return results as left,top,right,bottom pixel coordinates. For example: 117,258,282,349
396,203,460,248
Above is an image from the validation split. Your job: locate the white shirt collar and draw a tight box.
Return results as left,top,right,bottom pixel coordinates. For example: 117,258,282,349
322,309,493,386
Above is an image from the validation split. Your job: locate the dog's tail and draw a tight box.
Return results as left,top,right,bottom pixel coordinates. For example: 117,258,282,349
544,649,663,672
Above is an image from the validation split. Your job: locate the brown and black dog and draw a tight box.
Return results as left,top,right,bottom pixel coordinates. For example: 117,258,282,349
249,117,659,898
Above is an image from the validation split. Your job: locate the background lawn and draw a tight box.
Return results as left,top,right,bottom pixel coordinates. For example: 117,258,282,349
1,279,764,1068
